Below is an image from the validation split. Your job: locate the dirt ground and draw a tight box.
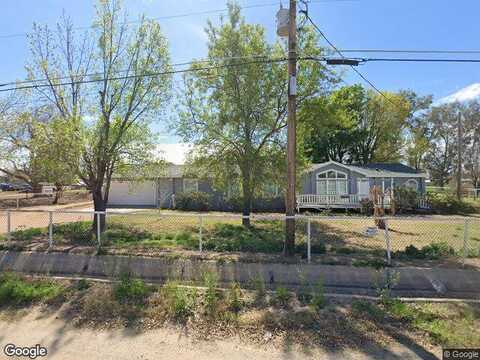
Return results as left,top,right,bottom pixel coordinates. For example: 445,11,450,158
0,203,93,233
0,307,435,360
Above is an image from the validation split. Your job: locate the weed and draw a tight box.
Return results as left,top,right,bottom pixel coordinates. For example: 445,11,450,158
76,279,90,291
375,270,400,306
163,281,196,321
351,300,385,320
0,273,64,305
114,272,150,305
274,286,290,307
204,223,283,253
81,286,121,320
250,274,266,302
309,281,326,310
10,227,44,241
334,247,357,255
352,258,387,269
227,282,243,313
385,299,415,321
203,272,219,317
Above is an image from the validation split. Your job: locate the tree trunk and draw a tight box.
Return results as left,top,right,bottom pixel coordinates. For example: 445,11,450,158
92,188,107,235
52,183,63,205
241,170,252,227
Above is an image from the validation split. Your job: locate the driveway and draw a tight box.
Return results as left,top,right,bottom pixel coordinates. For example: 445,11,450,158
0,203,93,233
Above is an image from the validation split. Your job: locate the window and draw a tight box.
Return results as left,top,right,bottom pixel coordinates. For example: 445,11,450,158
405,179,418,191
183,179,198,193
316,170,348,195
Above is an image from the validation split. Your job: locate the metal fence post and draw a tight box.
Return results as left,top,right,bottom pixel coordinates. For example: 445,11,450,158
16,198,19,209
48,211,53,248
307,217,311,263
463,218,470,265
96,212,101,248
6,210,11,241
384,218,391,265
199,215,203,252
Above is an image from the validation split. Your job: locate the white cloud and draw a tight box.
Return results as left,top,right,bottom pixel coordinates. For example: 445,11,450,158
437,83,480,104
156,143,192,164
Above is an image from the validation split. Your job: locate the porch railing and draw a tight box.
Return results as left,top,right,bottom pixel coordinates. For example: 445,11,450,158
297,194,360,207
297,193,431,210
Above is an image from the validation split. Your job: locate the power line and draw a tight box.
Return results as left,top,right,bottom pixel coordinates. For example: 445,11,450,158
361,57,480,63
0,57,292,93
302,10,401,107
0,0,356,40
0,54,278,88
339,49,480,55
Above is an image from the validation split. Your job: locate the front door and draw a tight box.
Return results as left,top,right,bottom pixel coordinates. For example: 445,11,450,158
357,179,370,200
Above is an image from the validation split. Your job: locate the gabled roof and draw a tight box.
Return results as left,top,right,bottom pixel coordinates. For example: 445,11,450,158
307,160,428,178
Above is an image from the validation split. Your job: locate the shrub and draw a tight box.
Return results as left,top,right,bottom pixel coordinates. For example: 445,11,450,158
400,242,455,260
0,273,63,305
427,192,476,214
360,199,374,215
10,227,44,241
176,191,211,211
294,241,326,255
114,272,151,305
54,221,92,243
394,187,419,212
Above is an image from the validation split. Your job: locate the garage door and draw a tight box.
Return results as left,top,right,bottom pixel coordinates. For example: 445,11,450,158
108,181,157,206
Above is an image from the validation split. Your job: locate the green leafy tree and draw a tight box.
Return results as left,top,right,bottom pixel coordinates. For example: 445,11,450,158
353,91,410,164
0,109,50,189
31,118,80,203
399,90,433,170
176,2,335,226
301,86,410,165
26,0,172,230
301,84,365,163
423,103,461,187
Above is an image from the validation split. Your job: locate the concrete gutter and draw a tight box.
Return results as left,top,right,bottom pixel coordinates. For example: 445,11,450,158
0,251,478,299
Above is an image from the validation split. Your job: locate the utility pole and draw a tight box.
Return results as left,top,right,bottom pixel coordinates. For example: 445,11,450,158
456,111,463,201
284,0,297,256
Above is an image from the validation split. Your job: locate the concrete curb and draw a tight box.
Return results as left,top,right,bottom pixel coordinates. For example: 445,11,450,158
0,251,479,299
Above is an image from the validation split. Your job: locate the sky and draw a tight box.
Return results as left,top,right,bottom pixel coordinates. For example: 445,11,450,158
0,0,479,162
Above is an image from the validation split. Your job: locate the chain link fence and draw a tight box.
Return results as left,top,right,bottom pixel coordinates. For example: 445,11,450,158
1,209,479,266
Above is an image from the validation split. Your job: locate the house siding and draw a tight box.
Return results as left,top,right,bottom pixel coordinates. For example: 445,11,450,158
300,163,366,194
300,163,426,195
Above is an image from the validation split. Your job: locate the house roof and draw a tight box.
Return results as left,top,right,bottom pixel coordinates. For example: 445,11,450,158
307,161,428,178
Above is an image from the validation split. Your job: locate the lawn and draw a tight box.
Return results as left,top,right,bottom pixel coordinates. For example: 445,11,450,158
2,210,480,260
